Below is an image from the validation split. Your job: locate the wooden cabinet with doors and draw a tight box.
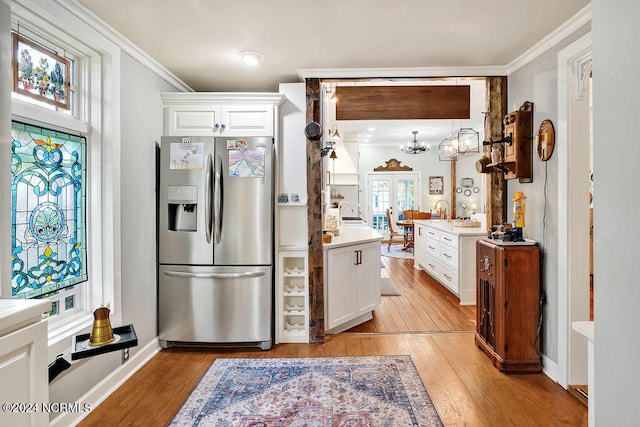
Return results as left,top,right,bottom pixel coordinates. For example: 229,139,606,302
475,238,542,373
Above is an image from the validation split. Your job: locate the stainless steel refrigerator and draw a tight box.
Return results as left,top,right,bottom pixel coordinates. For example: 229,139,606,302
158,136,273,350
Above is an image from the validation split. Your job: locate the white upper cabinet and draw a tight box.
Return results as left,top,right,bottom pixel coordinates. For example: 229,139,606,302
161,93,283,137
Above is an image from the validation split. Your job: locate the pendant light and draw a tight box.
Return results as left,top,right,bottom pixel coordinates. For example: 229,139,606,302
438,127,480,161
401,131,429,154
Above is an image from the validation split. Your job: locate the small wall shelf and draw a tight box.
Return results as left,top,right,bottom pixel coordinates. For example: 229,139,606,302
71,324,138,361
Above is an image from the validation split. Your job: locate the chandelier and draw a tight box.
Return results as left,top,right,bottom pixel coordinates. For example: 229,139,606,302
401,131,429,154
438,127,480,161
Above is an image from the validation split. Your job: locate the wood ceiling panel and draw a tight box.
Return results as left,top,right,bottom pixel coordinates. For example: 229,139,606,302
335,85,470,121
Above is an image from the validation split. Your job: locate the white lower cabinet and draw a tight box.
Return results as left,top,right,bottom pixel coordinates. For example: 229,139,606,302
325,241,381,332
413,221,483,305
277,251,308,343
0,300,50,427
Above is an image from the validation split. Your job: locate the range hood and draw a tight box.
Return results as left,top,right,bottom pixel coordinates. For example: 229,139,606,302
328,141,359,185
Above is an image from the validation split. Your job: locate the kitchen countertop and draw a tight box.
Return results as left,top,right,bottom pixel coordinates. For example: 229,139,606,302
322,225,383,249
413,220,486,236
0,298,51,336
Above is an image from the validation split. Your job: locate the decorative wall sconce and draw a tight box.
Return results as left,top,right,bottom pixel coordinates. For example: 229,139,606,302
329,124,341,139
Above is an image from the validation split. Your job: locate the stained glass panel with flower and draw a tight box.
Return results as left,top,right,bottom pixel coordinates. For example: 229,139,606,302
12,33,71,110
11,122,87,299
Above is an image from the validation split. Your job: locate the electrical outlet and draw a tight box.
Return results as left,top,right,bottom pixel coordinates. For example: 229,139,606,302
122,348,129,363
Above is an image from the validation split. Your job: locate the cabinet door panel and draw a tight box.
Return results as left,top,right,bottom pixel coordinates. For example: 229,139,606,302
326,246,358,330
424,255,440,277
413,224,427,268
440,232,459,249
166,105,220,136
221,105,273,136
439,244,459,269
425,238,440,258
0,321,48,427
439,263,459,295
356,243,381,315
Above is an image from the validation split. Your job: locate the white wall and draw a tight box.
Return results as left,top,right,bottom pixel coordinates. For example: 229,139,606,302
592,1,640,423
507,22,591,364
1,0,183,417
48,48,179,421
119,52,177,353
358,145,485,217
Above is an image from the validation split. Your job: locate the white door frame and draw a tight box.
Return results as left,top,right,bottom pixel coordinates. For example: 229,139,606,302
557,32,592,389
365,171,422,227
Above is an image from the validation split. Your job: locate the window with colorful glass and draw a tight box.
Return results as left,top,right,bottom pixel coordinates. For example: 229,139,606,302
11,30,76,115
11,122,88,303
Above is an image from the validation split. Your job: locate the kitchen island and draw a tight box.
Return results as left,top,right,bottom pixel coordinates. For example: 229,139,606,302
413,220,485,305
323,226,383,333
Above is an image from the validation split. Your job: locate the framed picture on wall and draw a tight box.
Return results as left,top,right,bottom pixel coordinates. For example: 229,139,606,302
429,176,444,195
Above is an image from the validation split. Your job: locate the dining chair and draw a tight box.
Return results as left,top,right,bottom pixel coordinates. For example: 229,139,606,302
386,209,404,251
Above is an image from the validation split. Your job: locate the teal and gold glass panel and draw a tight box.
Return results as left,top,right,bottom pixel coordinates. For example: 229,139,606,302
11,122,87,299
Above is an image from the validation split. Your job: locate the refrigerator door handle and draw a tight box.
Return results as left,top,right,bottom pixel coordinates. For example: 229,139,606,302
214,153,223,244
163,271,266,279
204,153,213,244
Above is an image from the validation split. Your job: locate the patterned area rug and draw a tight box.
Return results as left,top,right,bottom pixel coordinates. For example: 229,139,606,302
170,355,443,426
381,243,414,259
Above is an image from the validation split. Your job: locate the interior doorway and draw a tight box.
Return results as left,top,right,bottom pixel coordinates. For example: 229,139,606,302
557,32,592,390
366,172,421,233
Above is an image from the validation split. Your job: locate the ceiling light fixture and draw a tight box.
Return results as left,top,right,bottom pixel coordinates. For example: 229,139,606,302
401,131,429,154
438,127,480,161
238,50,264,66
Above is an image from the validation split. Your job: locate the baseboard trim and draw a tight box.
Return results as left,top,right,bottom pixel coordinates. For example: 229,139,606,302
50,338,161,426
542,354,563,387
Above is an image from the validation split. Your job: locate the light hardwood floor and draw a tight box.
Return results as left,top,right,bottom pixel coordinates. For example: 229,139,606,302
79,250,587,426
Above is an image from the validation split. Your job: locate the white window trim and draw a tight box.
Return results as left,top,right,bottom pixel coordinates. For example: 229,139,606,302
7,3,122,361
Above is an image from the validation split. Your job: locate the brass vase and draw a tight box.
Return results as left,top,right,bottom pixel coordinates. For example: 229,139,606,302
89,306,114,346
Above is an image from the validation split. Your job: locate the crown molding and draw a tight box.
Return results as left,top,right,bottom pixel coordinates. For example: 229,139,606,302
298,4,592,82
505,4,591,75
160,92,285,105
53,0,193,92
298,66,506,81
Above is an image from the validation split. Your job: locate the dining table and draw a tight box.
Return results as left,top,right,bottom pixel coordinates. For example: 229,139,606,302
396,220,415,251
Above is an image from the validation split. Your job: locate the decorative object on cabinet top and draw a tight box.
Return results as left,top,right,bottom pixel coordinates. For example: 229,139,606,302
373,158,413,171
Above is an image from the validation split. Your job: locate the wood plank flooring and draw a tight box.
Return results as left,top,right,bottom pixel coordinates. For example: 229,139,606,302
349,252,475,333
79,253,587,426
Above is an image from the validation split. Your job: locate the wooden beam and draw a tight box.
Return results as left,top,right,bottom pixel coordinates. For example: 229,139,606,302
485,77,508,227
335,86,470,120
305,78,325,343
451,158,457,219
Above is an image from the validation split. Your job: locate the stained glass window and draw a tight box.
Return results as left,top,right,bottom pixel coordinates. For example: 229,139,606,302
11,121,87,299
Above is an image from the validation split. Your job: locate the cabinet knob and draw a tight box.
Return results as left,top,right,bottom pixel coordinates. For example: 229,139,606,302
214,123,220,130
220,123,226,129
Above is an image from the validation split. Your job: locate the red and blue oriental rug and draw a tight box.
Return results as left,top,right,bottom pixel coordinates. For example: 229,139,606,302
170,355,443,426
